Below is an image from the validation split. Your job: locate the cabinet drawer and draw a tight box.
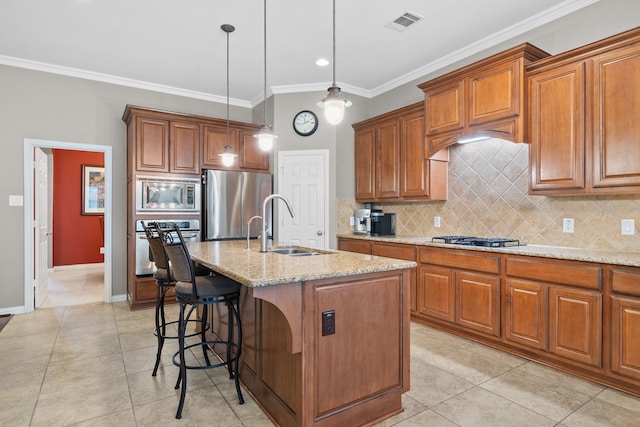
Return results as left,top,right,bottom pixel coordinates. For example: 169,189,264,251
506,257,601,290
338,238,372,255
611,268,640,297
372,242,416,261
419,247,499,274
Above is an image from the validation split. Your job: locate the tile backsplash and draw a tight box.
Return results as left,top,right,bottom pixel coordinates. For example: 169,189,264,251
337,138,640,252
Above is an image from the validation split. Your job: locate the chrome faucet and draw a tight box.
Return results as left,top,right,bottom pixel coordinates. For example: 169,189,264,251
246,215,262,250
261,194,295,252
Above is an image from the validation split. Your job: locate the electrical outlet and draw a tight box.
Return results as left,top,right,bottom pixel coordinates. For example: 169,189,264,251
322,310,335,336
563,218,574,233
622,219,635,236
434,216,441,228
8,195,23,206
100,247,105,254
349,216,355,226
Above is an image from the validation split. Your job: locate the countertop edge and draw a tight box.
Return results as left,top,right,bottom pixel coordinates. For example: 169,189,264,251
338,233,640,267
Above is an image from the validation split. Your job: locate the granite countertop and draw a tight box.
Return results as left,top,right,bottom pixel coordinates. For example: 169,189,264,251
338,233,640,268
186,240,417,287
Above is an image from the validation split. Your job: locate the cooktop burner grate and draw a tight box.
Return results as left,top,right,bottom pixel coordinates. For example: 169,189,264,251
432,236,522,247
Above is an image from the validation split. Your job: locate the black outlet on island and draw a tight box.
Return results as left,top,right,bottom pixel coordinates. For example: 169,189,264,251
322,310,335,336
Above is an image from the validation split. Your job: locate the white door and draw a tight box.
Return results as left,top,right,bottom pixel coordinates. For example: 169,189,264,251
34,148,49,307
278,150,329,249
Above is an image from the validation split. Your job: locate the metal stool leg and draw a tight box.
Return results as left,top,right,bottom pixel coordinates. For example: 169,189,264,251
230,299,244,404
175,302,188,419
152,284,167,376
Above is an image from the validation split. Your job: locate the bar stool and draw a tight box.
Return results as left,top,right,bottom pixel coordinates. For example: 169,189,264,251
159,224,245,419
143,222,206,377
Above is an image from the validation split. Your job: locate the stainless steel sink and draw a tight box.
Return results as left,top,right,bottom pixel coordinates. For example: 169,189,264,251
268,248,320,256
268,247,334,256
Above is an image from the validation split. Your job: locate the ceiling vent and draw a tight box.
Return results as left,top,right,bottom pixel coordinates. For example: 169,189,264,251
385,11,423,32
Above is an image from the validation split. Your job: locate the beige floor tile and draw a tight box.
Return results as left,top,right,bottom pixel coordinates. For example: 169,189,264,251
0,367,44,406
432,387,556,427
41,352,126,395
49,332,121,364
459,340,527,368
31,376,131,426
0,347,51,376
119,329,162,352
481,361,602,421
0,398,37,427
373,395,429,427
392,409,459,427
561,395,640,427
41,265,104,308
128,366,214,406
67,408,137,427
216,380,263,420
0,314,62,338
0,330,57,356
133,386,242,426
595,388,640,413
413,343,515,384
121,343,180,375
406,356,475,407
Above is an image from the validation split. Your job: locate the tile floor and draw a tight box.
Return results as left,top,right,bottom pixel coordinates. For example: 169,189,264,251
1,301,640,426
40,264,105,308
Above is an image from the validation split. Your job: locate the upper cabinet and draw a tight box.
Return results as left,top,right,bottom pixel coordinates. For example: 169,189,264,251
418,44,549,158
353,103,448,202
123,105,268,178
528,28,640,195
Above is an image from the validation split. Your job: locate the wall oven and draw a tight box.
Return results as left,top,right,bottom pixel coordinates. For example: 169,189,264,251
135,176,200,214
135,219,200,276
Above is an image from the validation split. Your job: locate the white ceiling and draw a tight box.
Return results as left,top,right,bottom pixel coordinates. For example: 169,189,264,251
0,0,598,108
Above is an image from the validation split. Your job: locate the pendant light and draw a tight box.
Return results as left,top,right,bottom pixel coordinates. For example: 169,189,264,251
219,24,238,167
253,0,277,151
317,0,352,125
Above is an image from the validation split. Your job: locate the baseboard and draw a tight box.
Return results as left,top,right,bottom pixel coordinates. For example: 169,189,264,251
0,306,26,315
52,262,104,271
111,294,127,303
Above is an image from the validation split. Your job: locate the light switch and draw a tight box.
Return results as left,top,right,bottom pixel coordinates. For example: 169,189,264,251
9,195,23,206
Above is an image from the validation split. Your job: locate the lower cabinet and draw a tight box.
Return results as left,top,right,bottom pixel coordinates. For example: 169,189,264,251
338,236,640,397
505,256,603,367
338,238,417,314
610,267,640,382
417,247,500,337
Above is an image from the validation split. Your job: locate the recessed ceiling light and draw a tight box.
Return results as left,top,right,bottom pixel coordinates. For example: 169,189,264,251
316,58,329,67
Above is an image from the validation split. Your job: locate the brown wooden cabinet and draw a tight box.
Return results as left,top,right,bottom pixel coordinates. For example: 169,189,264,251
352,102,447,202
528,27,640,194
337,236,640,397
337,238,418,314
504,256,602,367
170,121,200,174
123,105,268,308
419,44,549,158
417,246,501,337
610,267,640,382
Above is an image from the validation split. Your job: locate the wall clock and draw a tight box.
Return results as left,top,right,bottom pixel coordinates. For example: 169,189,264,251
293,110,319,136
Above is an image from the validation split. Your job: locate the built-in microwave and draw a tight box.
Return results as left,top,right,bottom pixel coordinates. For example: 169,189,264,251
135,176,200,214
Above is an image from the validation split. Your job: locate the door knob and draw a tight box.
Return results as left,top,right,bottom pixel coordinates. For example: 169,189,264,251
317,231,323,236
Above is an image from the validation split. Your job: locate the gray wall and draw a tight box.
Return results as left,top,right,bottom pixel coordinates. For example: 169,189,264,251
2,0,639,311
0,65,251,310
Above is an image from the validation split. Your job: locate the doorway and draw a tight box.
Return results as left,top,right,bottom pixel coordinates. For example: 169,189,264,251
277,150,329,249
23,138,113,313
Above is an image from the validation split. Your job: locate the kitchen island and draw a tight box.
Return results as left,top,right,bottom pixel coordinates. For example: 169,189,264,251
186,240,416,427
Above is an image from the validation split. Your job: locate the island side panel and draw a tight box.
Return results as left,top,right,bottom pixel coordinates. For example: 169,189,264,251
302,269,411,427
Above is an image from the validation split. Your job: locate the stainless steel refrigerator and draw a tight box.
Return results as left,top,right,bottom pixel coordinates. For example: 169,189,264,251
202,170,272,240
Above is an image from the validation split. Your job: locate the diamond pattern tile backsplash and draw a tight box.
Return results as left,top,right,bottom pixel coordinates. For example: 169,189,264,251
337,138,640,252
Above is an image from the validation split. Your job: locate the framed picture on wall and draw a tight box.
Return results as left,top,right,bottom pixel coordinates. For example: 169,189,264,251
82,164,105,215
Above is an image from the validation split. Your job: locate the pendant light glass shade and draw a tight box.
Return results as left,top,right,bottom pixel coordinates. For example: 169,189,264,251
254,0,276,151
318,0,351,125
254,124,277,151
218,23,238,166
219,145,238,167
318,86,352,125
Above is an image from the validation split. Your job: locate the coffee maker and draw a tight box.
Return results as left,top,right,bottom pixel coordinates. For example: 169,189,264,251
354,208,371,234
371,212,396,236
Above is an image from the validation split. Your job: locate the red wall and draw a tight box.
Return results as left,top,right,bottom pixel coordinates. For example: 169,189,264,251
52,149,104,266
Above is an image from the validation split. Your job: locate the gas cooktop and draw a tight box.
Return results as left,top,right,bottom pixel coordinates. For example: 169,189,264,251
431,235,522,247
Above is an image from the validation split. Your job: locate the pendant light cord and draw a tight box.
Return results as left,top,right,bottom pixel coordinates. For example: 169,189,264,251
332,0,336,87
226,27,230,149
263,0,268,122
